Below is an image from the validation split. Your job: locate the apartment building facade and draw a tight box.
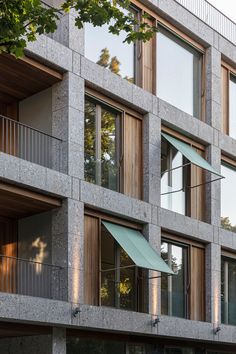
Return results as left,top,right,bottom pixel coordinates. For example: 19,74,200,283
0,0,236,353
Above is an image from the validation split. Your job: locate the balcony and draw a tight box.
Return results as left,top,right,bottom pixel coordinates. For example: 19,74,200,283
0,54,64,172
0,115,62,172
0,255,63,300
0,204,63,300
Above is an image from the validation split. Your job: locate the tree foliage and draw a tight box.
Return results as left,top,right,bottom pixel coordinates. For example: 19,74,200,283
0,0,158,57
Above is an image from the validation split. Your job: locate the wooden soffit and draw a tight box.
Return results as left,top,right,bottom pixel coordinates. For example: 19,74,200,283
0,182,62,219
0,54,63,103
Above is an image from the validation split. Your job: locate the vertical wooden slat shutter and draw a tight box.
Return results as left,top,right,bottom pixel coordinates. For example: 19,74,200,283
190,148,204,221
142,16,154,93
221,65,229,135
123,113,142,199
84,215,99,305
190,246,205,321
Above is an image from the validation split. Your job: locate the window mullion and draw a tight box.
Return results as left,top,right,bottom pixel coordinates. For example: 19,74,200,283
224,260,229,324
96,104,102,186
168,243,172,316
115,244,121,308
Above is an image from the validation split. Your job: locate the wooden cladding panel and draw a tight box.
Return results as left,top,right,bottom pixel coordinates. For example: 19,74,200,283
123,113,142,199
190,149,205,222
84,215,99,306
221,65,229,135
142,17,154,93
0,54,62,102
0,217,17,293
190,246,205,321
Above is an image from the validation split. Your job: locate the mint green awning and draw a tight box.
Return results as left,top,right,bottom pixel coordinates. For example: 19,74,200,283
162,132,223,178
102,221,173,275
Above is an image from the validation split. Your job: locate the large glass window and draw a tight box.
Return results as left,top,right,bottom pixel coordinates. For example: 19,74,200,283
221,163,236,232
157,27,202,118
221,256,236,325
229,75,236,139
161,138,188,215
101,224,138,311
161,240,187,318
84,97,120,191
85,8,137,82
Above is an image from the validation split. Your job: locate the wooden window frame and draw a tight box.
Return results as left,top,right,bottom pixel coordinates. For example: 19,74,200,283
221,61,236,136
221,251,236,325
84,210,145,311
161,232,205,321
85,94,121,190
85,88,143,199
161,126,205,221
131,0,205,121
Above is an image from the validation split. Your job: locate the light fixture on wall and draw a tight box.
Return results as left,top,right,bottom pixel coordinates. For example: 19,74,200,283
72,307,80,318
213,324,221,335
152,316,160,327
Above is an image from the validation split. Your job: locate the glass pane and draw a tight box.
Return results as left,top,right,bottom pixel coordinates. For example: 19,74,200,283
221,164,236,232
120,248,136,311
157,28,201,118
101,225,115,307
84,99,96,183
221,257,236,325
161,241,187,318
229,75,236,139
101,107,119,191
161,242,168,315
161,140,186,215
85,9,135,82
171,245,185,317
228,260,236,325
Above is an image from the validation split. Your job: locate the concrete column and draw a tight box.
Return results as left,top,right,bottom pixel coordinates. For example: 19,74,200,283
205,243,221,324
205,47,221,130
205,145,221,226
52,328,66,354
51,69,85,304
52,72,85,177
143,112,161,207
143,112,162,316
52,198,84,304
143,223,162,317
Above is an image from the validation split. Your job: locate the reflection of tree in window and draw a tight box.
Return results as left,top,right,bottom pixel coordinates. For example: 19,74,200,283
96,47,134,83
221,217,236,233
101,108,118,190
161,241,186,318
100,225,136,311
84,100,96,184
84,98,120,191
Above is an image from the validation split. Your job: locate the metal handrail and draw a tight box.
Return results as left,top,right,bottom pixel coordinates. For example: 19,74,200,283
0,254,62,269
0,254,63,300
0,115,62,142
0,115,63,172
175,0,236,45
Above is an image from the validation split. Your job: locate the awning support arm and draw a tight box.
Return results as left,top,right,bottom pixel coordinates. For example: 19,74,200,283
187,176,224,189
100,265,173,278
161,176,224,196
161,162,191,176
